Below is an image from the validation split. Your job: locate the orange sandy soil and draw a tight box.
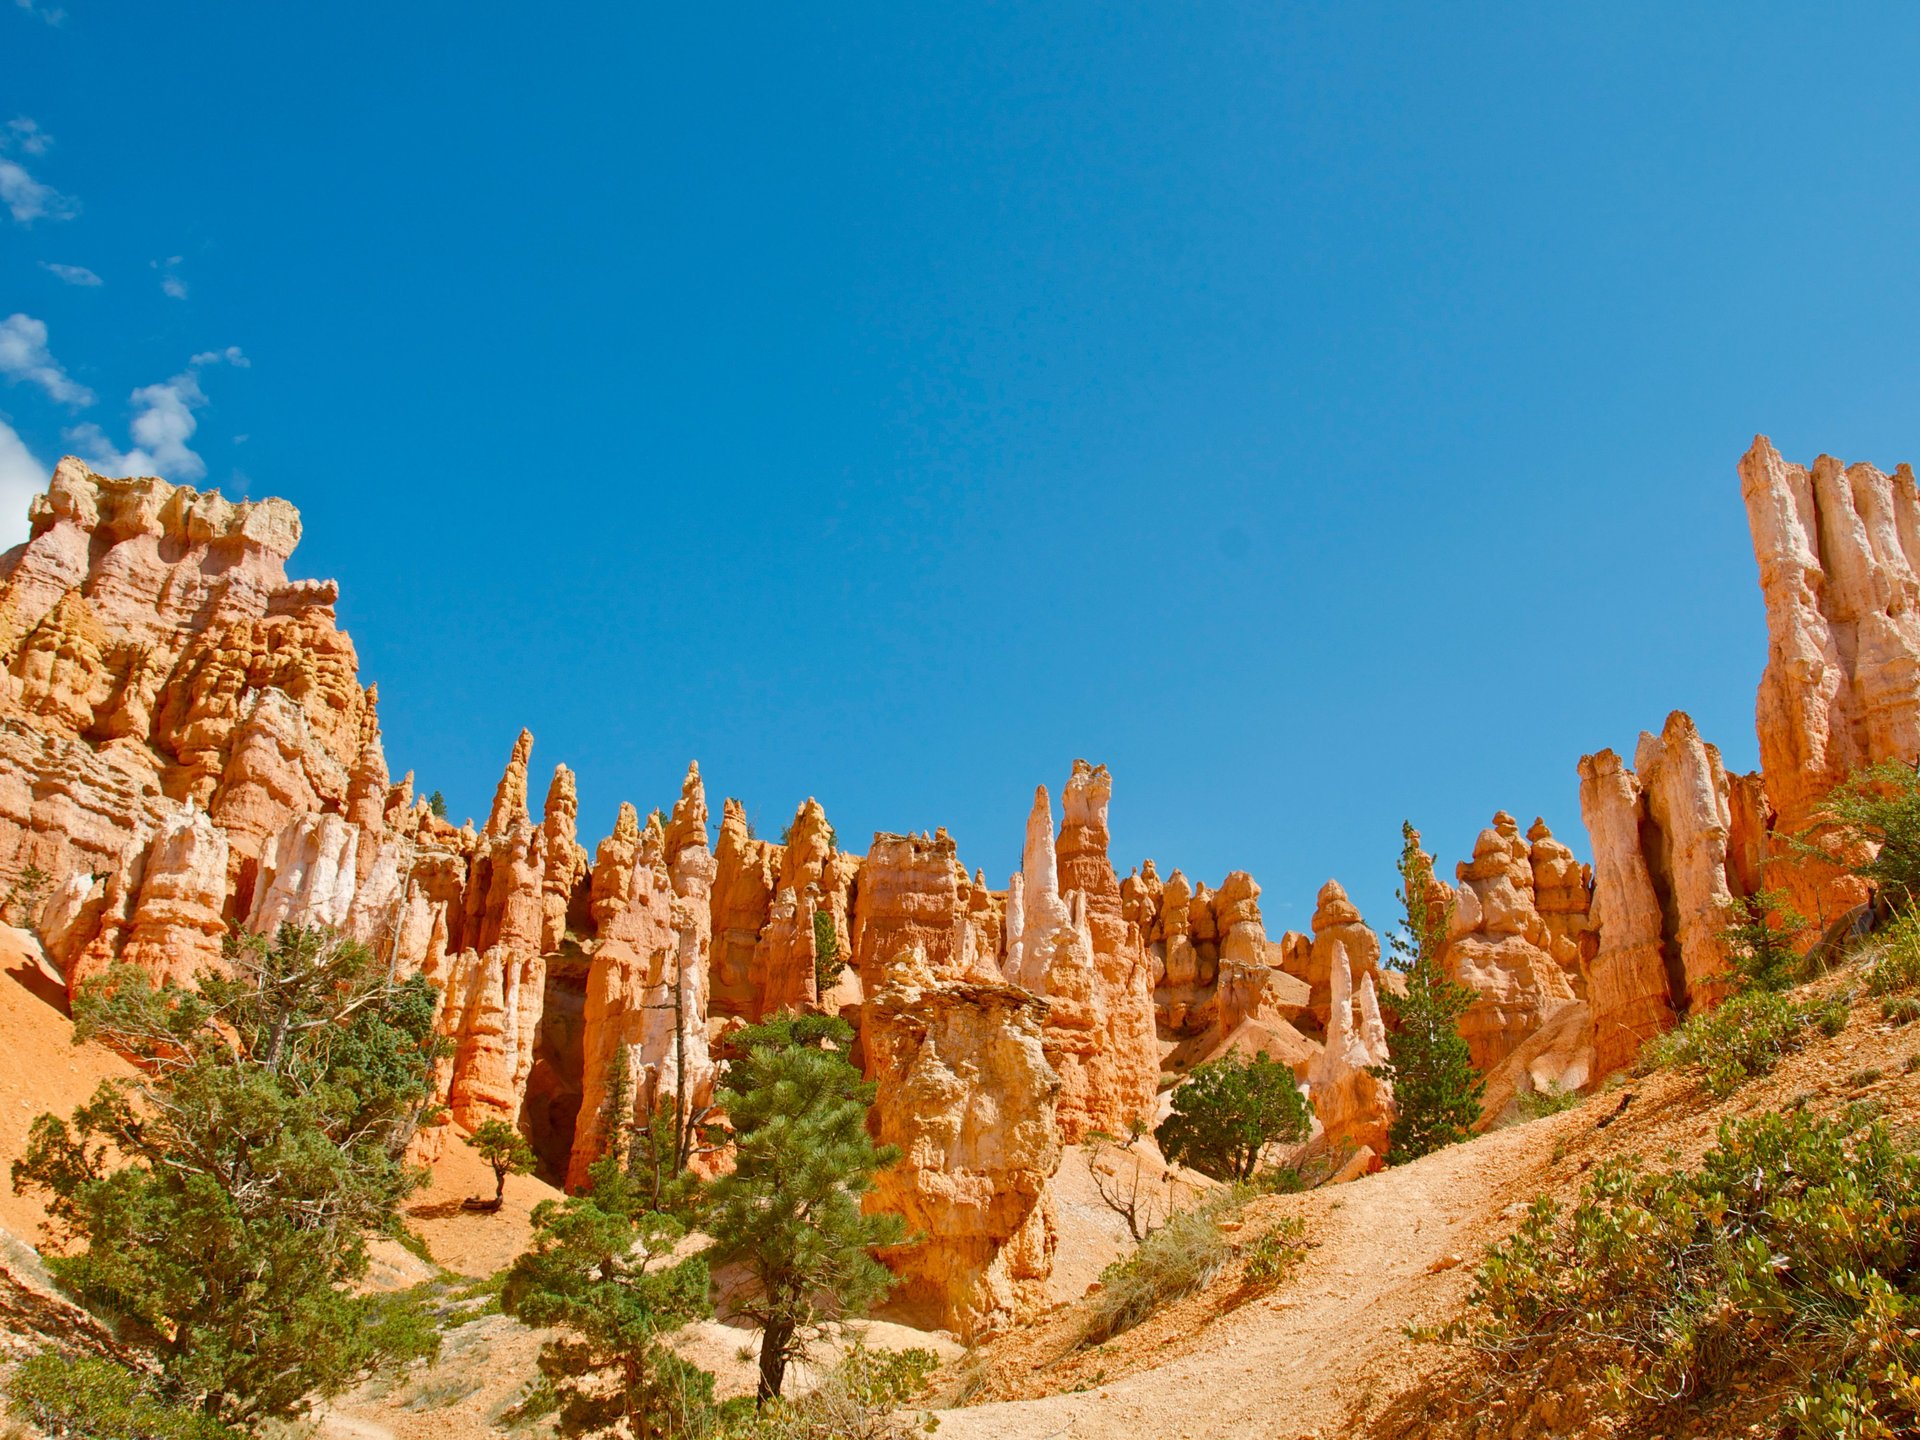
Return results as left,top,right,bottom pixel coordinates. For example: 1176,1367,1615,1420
938,967,1920,1440
0,927,135,1246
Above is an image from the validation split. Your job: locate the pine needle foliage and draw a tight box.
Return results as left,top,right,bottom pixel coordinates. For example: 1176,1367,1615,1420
703,1012,906,1403
1372,821,1484,1161
10,925,444,1426
502,1156,722,1439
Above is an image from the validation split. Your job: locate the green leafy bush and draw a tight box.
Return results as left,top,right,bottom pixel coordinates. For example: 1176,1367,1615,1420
5,1350,238,1440
1883,994,1920,1026
1813,759,1920,909
1080,1191,1241,1345
1155,1052,1310,1182
1455,1111,1920,1436
1639,987,1849,1096
1240,1216,1307,1290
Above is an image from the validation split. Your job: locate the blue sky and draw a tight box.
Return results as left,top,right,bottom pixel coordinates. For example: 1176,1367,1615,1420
3,5,1918,933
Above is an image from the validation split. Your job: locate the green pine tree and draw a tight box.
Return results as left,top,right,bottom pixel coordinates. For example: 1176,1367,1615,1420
1371,822,1485,1161
466,1118,536,1208
12,925,444,1426
703,1012,906,1402
502,1157,722,1439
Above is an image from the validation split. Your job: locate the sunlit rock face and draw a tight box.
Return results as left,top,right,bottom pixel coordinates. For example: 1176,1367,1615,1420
0,460,374,904
1741,437,1920,927
863,943,1062,1341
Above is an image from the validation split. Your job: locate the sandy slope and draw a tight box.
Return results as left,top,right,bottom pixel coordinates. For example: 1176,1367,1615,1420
0,927,135,1244
942,971,1920,1440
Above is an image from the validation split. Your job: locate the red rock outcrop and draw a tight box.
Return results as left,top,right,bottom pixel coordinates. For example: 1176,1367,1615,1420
1741,437,1920,925
863,943,1062,1339
566,763,719,1189
1577,711,1758,1075
1578,748,1682,1076
1431,814,1582,1076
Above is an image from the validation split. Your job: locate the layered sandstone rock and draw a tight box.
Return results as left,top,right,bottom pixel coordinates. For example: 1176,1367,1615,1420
1741,437,1920,925
1004,768,1157,1143
70,804,230,991
1302,880,1381,1039
1304,938,1391,1161
1433,815,1581,1076
1577,711,1758,1074
566,764,719,1189
1634,712,1739,1009
863,944,1062,1339
1578,749,1681,1075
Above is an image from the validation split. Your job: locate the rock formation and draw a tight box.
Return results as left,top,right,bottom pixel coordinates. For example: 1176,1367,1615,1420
566,764,719,1189
1577,711,1756,1075
862,944,1062,1339
1431,815,1582,1076
1304,938,1392,1162
1741,437,1920,925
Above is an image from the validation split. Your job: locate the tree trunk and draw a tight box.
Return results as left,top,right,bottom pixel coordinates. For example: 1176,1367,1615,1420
755,1317,794,1404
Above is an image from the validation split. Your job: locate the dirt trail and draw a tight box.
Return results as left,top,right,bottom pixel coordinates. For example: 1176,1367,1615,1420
944,974,1920,1440
939,1115,1556,1440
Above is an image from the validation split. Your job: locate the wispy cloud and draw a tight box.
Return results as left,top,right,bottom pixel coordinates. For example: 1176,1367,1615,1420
39,260,99,286
0,313,93,407
0,157,75,224
153,255,187,300
7,119,51,156
0,118,74,225
0,419,44,548
13,0,66,27
67,348,247,484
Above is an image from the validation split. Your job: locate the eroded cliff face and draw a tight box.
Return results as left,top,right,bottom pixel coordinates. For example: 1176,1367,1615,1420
863,944,1061,1341
0,462,371,901
1432,813,1584,1077
1741,437,1920,927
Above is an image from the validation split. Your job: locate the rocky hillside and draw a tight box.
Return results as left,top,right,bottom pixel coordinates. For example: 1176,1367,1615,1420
0,434,1914,1358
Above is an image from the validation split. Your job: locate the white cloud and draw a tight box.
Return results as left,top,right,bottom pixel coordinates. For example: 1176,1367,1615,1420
0,313,93,407
7,119,51,156
14,0,67,25
154,256,187,300
0,419,44,548
39,260,99,286
67,348,246,484
0,157,76,224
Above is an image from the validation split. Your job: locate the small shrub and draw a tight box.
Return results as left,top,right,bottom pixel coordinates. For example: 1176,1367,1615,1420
1866,912,1920,996
5,1350,239,1440
1514,1083,1582,1121
1640,988,1849,1097
1080,1193,1239,1345
726,1346,938,1440
1847,1067,1886,1089
811,910,844,995
1722,887,1813,992
1884,994,1920,1026
1451,1111,1920,1437
1240,1216,1307,1290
